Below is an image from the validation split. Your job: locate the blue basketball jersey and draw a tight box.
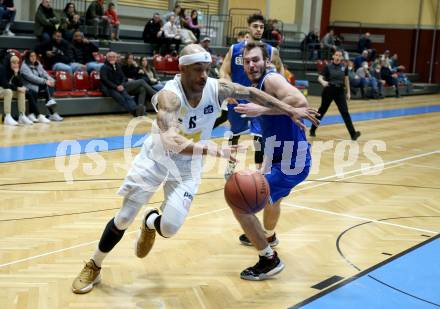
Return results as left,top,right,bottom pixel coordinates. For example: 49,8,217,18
257,71,311,168
228,41,274,136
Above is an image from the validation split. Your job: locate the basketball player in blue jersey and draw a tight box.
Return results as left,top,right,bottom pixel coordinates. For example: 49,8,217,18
219,13,285,180
232,41,318,280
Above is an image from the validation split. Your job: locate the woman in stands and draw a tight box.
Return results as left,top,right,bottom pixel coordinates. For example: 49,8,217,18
186,10,202,42
60,2,81,42
20,50,63,122
137,56,163,91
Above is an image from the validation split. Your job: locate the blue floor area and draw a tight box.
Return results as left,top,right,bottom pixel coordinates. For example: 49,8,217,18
0,105,439,163
294,236,440,309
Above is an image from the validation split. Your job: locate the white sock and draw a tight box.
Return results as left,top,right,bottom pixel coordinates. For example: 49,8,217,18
146,212,159,230
264,229,275,238
91,248,107,268
259,245,274,257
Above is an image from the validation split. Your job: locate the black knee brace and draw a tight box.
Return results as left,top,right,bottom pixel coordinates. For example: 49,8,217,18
253,136,264,164
98,218,126,253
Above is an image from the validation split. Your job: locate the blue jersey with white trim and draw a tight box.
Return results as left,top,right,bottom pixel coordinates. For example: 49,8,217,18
256,71,311,167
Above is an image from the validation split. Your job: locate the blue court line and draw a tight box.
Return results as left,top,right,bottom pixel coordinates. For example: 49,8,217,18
0,105,439,163
292,235,440,309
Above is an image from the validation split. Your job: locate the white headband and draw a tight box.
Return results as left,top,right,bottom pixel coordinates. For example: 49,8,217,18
179,52,212,65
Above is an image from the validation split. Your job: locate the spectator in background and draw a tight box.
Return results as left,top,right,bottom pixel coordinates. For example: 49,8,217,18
163,4,182,27
390,53,412,92
36,30,84,73
356,61,380,98
380,49,392,68
0,0,16,36
20,50,61,122
357,32,376,60
370,63,385,98
71,30,103,73
105,2,120,41
100,51,147,117
163,14,181,54
380,59,400,98
85,0,110,40
354,49,369,70
34,0,59,44
208,54,220,79
137,56,163,91
199,37,213,54
0,55,28,125
60,2,81,42
121,53,156,105
186,9,202,41
270,19,283,48
347,60,364,97
301,29,321,60
321,28,337,59
142,13,164,54
236,30,249,42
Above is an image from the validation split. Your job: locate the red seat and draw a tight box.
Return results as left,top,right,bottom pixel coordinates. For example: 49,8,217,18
153,54,167,72
70,71,90,96
315,60,325,73
88,71,103,96
54,71,73,97
164,54,179,73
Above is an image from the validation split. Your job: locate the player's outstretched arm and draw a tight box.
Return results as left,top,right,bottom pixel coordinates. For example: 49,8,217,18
156,90,239,161
217,79,319,130
219,49,232,81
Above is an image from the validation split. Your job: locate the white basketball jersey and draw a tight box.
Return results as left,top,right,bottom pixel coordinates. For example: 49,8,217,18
152,74,221,142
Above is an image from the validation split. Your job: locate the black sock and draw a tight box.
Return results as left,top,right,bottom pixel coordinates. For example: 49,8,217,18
98,218,126,253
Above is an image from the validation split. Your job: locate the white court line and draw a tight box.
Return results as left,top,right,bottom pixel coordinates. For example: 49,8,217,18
282,202,438,235
0,149,438,269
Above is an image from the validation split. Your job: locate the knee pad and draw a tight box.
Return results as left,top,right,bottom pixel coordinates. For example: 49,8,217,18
114,198,143,230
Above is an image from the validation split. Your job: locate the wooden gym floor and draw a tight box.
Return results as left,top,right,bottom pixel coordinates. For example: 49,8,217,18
0,94,439,308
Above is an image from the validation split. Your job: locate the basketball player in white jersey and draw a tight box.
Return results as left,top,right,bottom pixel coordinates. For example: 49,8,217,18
72,44,318,294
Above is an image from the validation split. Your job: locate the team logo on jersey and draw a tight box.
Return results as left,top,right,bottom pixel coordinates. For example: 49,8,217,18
204,105,214,114
235,56,243,66
183,192,193,201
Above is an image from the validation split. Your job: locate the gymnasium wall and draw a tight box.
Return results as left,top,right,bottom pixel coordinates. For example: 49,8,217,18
268,0,296,23
324,0,440,83
228,0,266,15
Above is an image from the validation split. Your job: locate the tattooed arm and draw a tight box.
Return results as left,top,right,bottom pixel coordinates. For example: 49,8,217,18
156,90,238,160
217,79,319,129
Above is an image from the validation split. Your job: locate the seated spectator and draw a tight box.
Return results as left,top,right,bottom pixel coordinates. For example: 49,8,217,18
34,0,59,44
356,61,380,98
186,9,202,41
357,32,376,60
301,29,321,60
380,59,400,98
354,50,369,70
100,51,146,117
390,53,412,92
163,14,181,54
163,4,182,27
208,54,220,79
370,63,385,98
143,13,164,54
347,60,364,97
269,19,283,48
321,28,337,59
59,2,81,42
85,0,110,40
71,30,103,73
104,2,120,41
0,0,16,36
178,8,197,44
199,37,213,54
122,53,156,103
0,55,28,125
36,30,84,73
137,56,163,91
20,50,62,121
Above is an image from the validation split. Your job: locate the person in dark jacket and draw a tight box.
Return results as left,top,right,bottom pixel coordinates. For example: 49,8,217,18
85,0,110,39
36,30,84,73
71,30,103,73
34,0,59,43
357,32,376,61
59,2,81,41
0,0,16,36
142,13,164,54
137,56,163,91
100,51,146,117
380,59,400,98
0,55,29,125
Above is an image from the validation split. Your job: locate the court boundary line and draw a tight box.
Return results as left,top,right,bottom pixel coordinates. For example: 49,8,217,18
0,150,438,269
288,233,440,309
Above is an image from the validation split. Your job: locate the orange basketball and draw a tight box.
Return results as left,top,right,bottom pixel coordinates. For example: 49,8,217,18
224,170,270,214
